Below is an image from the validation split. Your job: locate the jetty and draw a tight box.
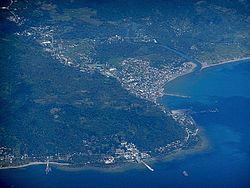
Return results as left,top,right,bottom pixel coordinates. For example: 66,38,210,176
164,93,191,98
45,161,51,175
141,161,154,172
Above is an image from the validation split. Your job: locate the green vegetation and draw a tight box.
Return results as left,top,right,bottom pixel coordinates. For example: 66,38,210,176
0,37,185,160
58,38,95,62
1,0,249,168
50,7,102,26
107,57,125,68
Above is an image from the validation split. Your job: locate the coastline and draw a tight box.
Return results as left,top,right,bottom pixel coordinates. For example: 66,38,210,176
160,61,197,98
0,127,209,173
162,57,250,97
0,60,208,173
55,162,145,173
1,56,231,173
201,57,250,70
166,61,197,84
0,161,70,170
158,126,210,163
56,128,210,173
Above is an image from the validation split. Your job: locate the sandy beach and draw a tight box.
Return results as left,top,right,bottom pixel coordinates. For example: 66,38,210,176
0,161,70,170
167,61,197,84
201,57,250,70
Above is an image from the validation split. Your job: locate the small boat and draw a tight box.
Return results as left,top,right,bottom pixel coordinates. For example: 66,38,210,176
183,170,189,176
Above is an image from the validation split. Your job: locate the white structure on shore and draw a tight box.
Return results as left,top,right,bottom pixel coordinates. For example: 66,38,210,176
141,161,154,172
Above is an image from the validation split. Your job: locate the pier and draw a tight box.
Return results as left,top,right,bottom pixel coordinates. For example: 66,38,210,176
141,161,154,172
164,93,191,98
45,161,51,175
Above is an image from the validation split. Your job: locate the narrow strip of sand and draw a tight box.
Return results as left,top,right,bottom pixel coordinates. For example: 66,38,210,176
201,57,250,70
0,161,70,170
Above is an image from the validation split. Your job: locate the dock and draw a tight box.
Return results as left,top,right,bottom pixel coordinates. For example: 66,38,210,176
141,161,154,172
164,93,191,98
45,161,51,175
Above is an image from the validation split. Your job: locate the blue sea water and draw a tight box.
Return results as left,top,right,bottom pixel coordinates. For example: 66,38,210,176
0,61,250,188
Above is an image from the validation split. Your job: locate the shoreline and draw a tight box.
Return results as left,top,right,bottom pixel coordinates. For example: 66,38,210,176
55,137,209,173
55,129,210,173
166,56,250,86
161,56,250,98
0,129,209,173
0,161,70,170
1,56,230,173
0,60,208,173
160,61,197,98
159,126,210,163
201,57,250,70
166,61,197,84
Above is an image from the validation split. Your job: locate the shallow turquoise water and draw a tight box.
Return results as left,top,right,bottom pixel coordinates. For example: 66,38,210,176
0,61,249,188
